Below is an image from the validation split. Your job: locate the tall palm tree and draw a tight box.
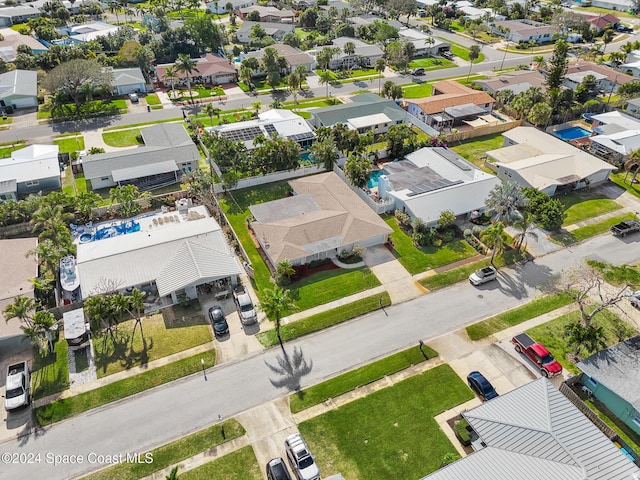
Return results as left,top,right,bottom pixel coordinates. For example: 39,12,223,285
203,103,221,126
108,2,122,24
375,58,386,94
174,54,199,104
129,289,146,340
294,65,308,91
480,221,506,267
261,286,295,350
163,66,179,100
343,41,356,70
319,70,334,98
624,152,640,184
485,181,526,225
512,210,536,252
467,45,481,81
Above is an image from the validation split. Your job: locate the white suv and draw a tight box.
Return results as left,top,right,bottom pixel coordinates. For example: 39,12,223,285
284,433,320,480
469,266,497,286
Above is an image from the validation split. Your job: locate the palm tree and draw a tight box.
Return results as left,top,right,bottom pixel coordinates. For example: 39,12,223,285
602,28,615,54
203,103,221,126
261,286,295,350
318,70,334,98
251,101,262,116
3,296,36,328
375,58,386,94
108,2,122,24
174,54,199,104
480,221,506,267
294,65,308,91
240,66,253,91
343,41,356,71
467,45,481,81
163,66,179,100
485,181,526,225
624,152,640,184
129,289,146,340
166,466,179,480
512,210,536,252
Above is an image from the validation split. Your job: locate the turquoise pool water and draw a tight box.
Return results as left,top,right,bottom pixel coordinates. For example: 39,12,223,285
300,151,314,163
367,170,383,189
554,126,591,141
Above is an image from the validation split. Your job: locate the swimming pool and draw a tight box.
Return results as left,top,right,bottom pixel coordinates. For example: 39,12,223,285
93,220,141,241
367,170,383,189
554,126,592,141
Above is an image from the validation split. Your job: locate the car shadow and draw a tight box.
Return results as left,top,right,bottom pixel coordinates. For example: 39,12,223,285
242,322,261,336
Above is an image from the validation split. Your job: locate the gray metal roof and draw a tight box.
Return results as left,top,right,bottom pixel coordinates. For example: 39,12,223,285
311,94,406,127
422,378,640,480
577,334,640,411
444,103,487,119
237,21,295,35
0,69,37,99
141,123,193,148
112,67,145,87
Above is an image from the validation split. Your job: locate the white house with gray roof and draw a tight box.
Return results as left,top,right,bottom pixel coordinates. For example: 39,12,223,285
236,21,295,43
317,37,384,70
108,67,147,95
422,378,640,480
0,5,41,27
82,124,200,191
0,144,60,200
577,334,640,437
0,69,37,109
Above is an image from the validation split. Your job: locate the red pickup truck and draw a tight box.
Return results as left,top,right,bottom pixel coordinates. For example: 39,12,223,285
512,333,562,377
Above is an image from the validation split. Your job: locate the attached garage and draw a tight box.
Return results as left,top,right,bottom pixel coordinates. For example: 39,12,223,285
0,70,38,109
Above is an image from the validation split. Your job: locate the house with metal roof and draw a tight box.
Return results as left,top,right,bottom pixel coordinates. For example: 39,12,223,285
0,69,38,109
236,21,295,43
76,204,241,306
0,5,41,27
422,378,640,480
206,109,315,150
398,28,451,57
249,172,392,267
109,67,147,96
58,21,121,44
487,127,615,196
309,93,408,135
577,334,640,436
589,111,640,163
626,96,640,118
376,147,500,224
82,124,200,191
0,144,60,199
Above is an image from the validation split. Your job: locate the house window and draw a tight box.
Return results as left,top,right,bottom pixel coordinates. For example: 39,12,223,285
588,376,598,386
101,177,110,181
25,180,39,186
633,417,640,428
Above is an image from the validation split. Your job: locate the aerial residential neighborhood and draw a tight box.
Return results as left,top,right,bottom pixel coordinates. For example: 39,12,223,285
2,0,640,478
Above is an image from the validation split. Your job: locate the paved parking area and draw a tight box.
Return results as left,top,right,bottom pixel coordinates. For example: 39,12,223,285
0,335,33,444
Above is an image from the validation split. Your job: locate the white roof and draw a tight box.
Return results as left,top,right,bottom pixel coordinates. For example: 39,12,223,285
0,144,59,183
76,206,240,297
590,129,640,155
63,308,85,340
347,113,391,129
565,70,608,83
592,110,640,131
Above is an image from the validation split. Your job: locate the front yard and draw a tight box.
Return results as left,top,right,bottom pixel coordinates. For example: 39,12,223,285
299,364,473,479
385,216,478,275
31,337,69,400
559,192,622,226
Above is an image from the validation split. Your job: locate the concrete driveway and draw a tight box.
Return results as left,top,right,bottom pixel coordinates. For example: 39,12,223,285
0,335,33,443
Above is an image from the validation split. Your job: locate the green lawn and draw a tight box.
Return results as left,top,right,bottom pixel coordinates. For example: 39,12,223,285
465,293,575,341
290,343,437,413
550,214,639,246
31,338,69,400
402,83,433,99
34,349,216,426
287,267,380,313
84,419,244,480
54,136,85,154
93,310,212,378
450,134,503,170
587,260,640,288
527,309,627,374
0,141,26,158
145,93,161,105
257,292,391,347
408,57,455,70
584,396,640,455
299,364,473,480
449,42,485,63
385,217,478,275
102,128,143,147
559,193,622,226
180,446,262,480
610,172,640,200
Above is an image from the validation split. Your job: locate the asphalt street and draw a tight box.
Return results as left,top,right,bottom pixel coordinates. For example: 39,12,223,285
0,233,638,479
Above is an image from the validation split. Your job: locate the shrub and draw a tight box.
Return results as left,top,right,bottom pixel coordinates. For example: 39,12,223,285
472,225,482,236
395,209,411,229
463,229,472,237
454,418,472,446
442,230,455,243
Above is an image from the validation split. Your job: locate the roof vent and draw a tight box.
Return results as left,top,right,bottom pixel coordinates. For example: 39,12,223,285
175,197,192,213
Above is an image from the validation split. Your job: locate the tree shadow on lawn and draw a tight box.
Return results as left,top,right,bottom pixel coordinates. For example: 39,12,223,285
94,330,154,375
265,346,313,392
32,354,69,400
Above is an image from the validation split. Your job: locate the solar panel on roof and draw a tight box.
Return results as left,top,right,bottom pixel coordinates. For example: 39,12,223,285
287,132,315,142
264,124,277,135
437,149,472,171
219,126,263,142
407,179,463,197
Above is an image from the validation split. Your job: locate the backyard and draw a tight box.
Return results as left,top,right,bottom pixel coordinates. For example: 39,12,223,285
449,133,504,171
299,364,473,479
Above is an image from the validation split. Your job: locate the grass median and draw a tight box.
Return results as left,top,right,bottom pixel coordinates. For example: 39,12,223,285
180,445,261,480
290,343,438,413
34,349,216,427
465,293,575,341
84,419,245,480
256,292,391,348
550,214,639,246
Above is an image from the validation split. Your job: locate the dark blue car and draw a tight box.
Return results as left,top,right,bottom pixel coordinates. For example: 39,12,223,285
208,305,229,336
467,371,499,401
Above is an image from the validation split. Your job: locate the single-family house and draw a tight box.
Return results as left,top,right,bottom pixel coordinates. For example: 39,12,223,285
108,67,147,95
474,70,546,95
206,0,256,14
590,0,633,11
406,80,495,130
319,37,384,70
492,19,558,44
620,49,640,77
309,93,408,134
397,28,451,57
421,378,640,480
0,238,38,336
486,126,616,196
584,13,619,31
236,21,295,43
321,0,353,15
82,124,200,191
249,172,393,267
625,96,640,118
0,144,60,199
156,54,237,87
238,5,296,22
76,203,242,305
0,5,41,27
562,60,634,93
0,69,38,109
59,21,121,44
376,147,500,224
589,110,640,162
242,44,315,75
456,0,493,20
0,27,47,62
207,109,315,150
577,334,640,436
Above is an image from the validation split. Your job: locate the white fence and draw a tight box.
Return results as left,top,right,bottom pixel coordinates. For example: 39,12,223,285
212,164,325,193
332,164,395,214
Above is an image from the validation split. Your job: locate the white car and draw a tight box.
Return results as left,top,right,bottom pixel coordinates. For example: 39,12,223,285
469,266,498,286
285,433,319,480
628,290,640,309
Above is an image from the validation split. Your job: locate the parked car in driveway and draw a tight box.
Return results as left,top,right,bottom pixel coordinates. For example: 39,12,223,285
208,305,229,336
467,371,499,401
128,93,139,103
469,266,497,286
285,433,320,480
267,457,293,480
